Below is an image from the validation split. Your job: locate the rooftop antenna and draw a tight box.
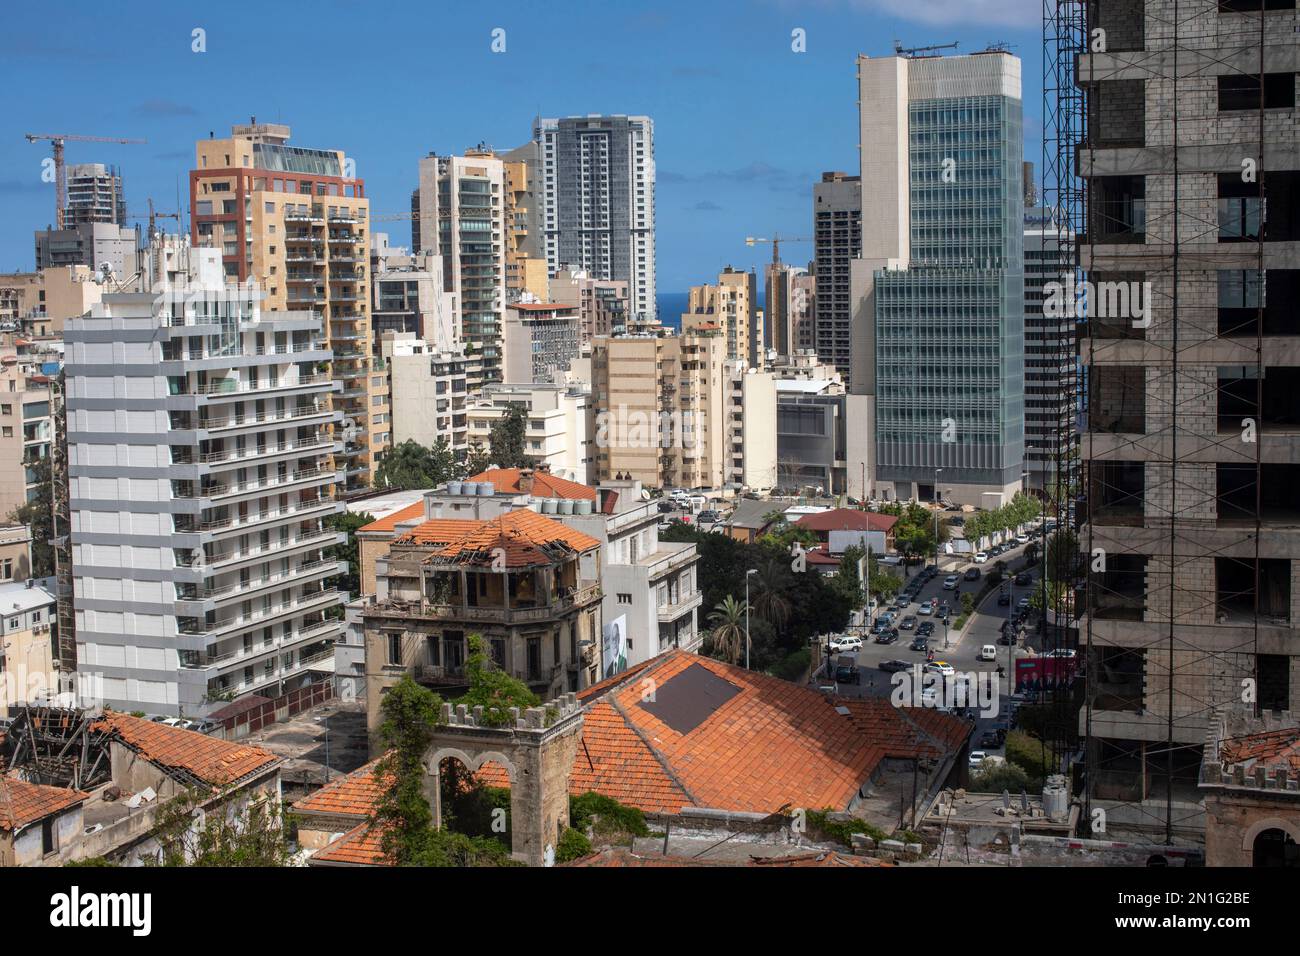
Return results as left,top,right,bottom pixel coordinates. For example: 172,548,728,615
893,41,959,59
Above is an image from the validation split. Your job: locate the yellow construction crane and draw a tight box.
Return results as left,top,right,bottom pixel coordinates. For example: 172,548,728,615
744,233,812,266
24,132,148,228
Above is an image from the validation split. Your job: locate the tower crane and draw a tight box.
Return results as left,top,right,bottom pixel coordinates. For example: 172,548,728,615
125,199,181,239
744,233,812,266
24,132,148,228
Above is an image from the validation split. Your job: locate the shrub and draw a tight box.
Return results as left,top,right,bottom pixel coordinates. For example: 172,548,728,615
805,809,888,847
569,792,650,841
555,827,593,863
968,762,1032,794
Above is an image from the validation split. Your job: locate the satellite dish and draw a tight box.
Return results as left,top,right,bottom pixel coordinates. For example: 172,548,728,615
96,261,115,284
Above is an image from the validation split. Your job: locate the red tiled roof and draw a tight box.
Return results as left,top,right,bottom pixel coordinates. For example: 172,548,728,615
0,776,87,832
396,510,600,568
90,711,280,789
358,501,425,535
465,468,597,501
310,822,393,867
1221,728,1300,774
796,509,898,534
293,758,389,819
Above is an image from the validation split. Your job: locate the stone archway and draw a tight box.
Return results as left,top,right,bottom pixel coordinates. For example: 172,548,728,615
1249,824,1300,868
420,695,585,866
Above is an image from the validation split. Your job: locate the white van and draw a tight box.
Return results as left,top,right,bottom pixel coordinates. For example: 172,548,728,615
979,644,998,662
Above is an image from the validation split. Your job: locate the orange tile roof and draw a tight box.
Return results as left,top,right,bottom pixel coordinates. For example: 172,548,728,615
90,711,280,789
293,757,389,819
0,776,87,832
310,822,393,867
358,501,425,535
796,509,899,534
1221,728,1300,774
465,468,597,501
396,509,600,568
507,301,576,313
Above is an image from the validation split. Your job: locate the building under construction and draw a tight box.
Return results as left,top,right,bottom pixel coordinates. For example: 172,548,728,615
1043,0,1299,844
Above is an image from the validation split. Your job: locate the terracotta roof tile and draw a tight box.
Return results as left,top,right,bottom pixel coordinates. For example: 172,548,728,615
1221,728,1300,774
310,822,393,866
465,468,596,501
0,776,87,832
293,757,389,819
90,711,280,789
396,510,600,568
565,847,891,867
358,501,425,534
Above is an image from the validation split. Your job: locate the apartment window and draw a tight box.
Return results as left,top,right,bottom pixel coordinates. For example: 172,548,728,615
1,404,11,415
42,818,56,856
387,632,402,665
1219,73,1295,111
617,592,632,604
2,428,11,438
1258,654,1290,712
0,559,11,580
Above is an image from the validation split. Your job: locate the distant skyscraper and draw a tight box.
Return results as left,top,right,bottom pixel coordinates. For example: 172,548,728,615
858,51,1026,505
812,171,862,376
533,115,656,324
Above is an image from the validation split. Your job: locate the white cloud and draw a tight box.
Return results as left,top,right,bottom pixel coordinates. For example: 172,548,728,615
849,0,1041,29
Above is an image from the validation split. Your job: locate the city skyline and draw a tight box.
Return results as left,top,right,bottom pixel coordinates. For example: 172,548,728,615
0,0,1044,288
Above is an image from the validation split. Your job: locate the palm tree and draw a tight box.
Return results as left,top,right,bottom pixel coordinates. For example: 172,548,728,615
707,595,749,666
750,561,792,632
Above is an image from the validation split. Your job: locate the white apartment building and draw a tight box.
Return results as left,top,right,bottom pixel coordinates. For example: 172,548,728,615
64,238,347,716
385,335,471,456
725,360,777,495
466,382,594,485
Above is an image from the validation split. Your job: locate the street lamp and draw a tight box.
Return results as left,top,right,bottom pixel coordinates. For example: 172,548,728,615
933,468,943,573
744,568,757,670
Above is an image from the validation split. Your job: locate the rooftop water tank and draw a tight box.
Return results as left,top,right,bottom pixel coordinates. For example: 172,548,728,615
574,499,593,516
557,499,574,515
446,480,463,496
477,481,494,496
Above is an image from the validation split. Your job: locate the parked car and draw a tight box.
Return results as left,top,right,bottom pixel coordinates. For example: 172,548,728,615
964,567,981,581
1014,572,1033,586
657,500,675,513
879,659,912,673
973,551,989,564
189,719,220,735
697,509,721,524
969,750,989,769
900,615,917,631
949,516,965,526
979,644,998,662
835,663,861,685
1016,533,1030,544
943,575,959,590
829,636,863,653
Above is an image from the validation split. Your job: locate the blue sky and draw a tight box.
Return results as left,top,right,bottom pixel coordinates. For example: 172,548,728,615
0,0,1043,288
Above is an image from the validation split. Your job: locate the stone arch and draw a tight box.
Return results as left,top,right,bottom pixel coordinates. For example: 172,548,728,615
1240,816,1300,853
1245,820,1300,868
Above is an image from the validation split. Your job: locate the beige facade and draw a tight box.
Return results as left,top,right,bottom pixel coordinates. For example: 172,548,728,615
0,359,52,520
0,266,103,336
0,525,33,585
591,330,727,491
727,360,778,494
191,121,385,493
551,268,631,344
683,266,760,367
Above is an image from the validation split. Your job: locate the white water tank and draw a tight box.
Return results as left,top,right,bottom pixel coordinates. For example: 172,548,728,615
446,480,463,495
557,499,574,515
477,481,494,496
574,499,593,516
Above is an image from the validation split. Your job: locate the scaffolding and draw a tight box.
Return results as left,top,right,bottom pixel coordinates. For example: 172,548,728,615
1047,0,1286,845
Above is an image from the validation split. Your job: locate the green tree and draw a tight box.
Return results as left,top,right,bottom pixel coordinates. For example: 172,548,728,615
484,404,534,468
749,559,793,631
707,595,749,665
374,438,460,491
8,456,53,577
325,511,374,599
150,789,291,867
457,633,540,726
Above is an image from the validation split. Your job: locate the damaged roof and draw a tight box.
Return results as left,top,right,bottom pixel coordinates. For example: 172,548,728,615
90,711,281,790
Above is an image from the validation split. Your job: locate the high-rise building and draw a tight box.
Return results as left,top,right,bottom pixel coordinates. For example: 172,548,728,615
551,267,630,343
370,236,457,350
533,115,656,324
1066,0,1300,837
413,152,508,389
859,51,1026,506
63,164,126,228
765,262,811,358
725,360,777,494
384,334,471,458
812,171,862,376
189,120,385,493
34,223,136,278
65,237,346,716
1022,203,1077,494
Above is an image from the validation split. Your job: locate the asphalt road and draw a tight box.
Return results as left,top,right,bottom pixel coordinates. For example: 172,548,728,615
818,536,1046,759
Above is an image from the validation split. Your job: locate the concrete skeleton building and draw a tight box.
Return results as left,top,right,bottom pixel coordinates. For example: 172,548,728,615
855,50,1027,507
533,115,656,324
62,164,126,229
765,261,813,358
64,237,346,716
189,119,386,493
1058,0,1300,839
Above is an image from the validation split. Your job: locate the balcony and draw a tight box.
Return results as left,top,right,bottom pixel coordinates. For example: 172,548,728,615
178,588,342,637
384,583,602,626
199,402,334,433
182,372,335,398
179,558,345,605
197,466,343,501
199,434,337,468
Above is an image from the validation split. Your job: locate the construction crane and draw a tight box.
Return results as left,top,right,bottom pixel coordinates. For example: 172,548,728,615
744,233,812,266
893,40,959,58
371,212,419,222
125,198,181,239
24,132,148,229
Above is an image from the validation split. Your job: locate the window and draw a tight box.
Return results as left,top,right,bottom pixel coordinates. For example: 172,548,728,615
1,404,11,415
42,818,56,856
0,559,11,581
617,592,633,604
1218,73,1296,111
387,632,402,665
